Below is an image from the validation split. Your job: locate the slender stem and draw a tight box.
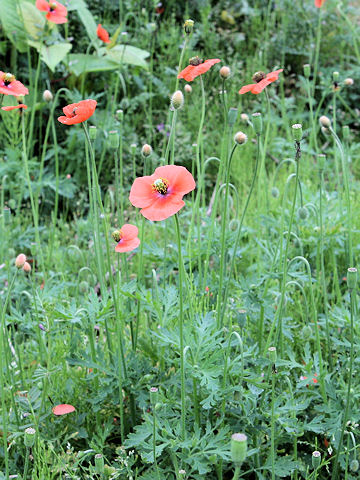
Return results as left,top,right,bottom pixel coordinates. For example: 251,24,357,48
331,285,355,480
232,466,240,480
23,447,30,479
312,10,322,97
271,370,276,480
174,214,186,440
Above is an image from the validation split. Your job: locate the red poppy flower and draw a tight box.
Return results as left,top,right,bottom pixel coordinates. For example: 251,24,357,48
114,224,140,253
0,72,29,97
239,69,283,95
177,57,221,82
58,99,97,125
52,404,75,415
129,165,196,221
97,24,110,43
1,104,27,111
36,0,67,24
315,0,326,7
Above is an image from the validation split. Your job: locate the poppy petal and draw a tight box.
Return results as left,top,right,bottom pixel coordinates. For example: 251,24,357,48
2,104,27,111
52,0,67,16
129,175,157,208
153,165,196,195
115,237,140,253
177,65,196,81
46,12,68,23
251,78,272,94
35,0,49,12
140,196,185,221
315,0,326,6
52,404,75,415
265,69,283,81
120,224,139,240
239,83,257,94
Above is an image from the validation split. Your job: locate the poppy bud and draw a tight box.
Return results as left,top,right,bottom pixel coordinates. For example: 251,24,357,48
344,78,354,86
184,84,192,93
179,470,186,476
303,64,311,78
95,453,104,474
231,433,247,465
141,144,153,157
171,90,184,110
183,19,194,35
268,346,277,363
23,262,31,273
43,89,53,102
342,125,350,139
116,109,124,121
333,71,339,82
347,267,357,290
350,460,359,472
149,386,159,404
321,126,330,136
228,107,238,127
15,253,27,268
312,451,321,469
79,281,89,293
252,112,263,135
220,66,231,79
24,427,36,447
130,143,137,155
234,131,247,145
298,206,308,220
89,126,97,140
109,130,119,149
319,115,331,128
292,124,303,142
240,113,249,123
271,187,279,198
317,154,326,171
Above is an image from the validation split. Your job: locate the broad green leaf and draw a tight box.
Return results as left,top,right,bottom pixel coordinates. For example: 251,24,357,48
106,26,121,50
67,0,97,43
0,0,27,52
66,54,119,76
28,41,72,72
20,1,45,40
106,45,149,69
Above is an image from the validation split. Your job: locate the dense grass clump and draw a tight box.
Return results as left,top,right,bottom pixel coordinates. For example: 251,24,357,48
0,0,360,479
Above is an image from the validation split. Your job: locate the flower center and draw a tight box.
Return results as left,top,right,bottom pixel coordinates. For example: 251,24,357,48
152,177,169,195
252,71,266,83
189,56,203,66
49,1,57,11
69,107,78,118
112,229,123,243
2,72,15,86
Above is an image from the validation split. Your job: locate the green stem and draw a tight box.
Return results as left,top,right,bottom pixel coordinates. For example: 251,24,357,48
23,447,30,479
271,370,276,480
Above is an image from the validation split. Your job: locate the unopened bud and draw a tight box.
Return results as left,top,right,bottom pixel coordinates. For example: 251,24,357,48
116,109,124,121
141,144,152,157
183,19,194,35
234,131,247,145
89,126,97,140
303,64,311,78
184,84,192,93
15,253,27,268
109,130,119,149
312,451,321,469
268,346,277,363
228,107,238,127
333,71,339,82
171,90,184,110
319,115,331,127
79,281,89,293
231,433,247,465
252,112,263,135
298,206,308,220
350,460,359,472
240,113,249,123
271,187,279,198
43,89,53,102
23,262,31,273
344,78,354,86
347,267,357,290
220,66,231,79
24,427,36,447
95,453,104,474
292,124,303,142
321,126,330,136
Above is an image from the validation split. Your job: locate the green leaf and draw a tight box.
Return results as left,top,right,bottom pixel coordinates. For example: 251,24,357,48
28,41,72,72
0,0,28,52
66,54,119,76
67,0,97,43
20,1,45,40
106,45,149,69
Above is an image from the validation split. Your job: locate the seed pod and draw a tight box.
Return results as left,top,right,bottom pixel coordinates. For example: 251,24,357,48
24,427,36,448
231,433,247,465
252,112,263,135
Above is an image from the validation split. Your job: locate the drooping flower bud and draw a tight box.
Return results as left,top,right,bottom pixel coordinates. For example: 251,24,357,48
350,460,359,472
141,144,153,157
220,66,231,79
234,131,247,145
23,262,31,273
271,187,279,198
319,115,331,128
171,90,184,110
15,254,27,268
43,89,53,102
231,433,247,465
298,206,308,220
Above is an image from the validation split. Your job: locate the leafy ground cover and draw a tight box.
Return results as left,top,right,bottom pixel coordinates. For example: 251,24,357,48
0,0,360,478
